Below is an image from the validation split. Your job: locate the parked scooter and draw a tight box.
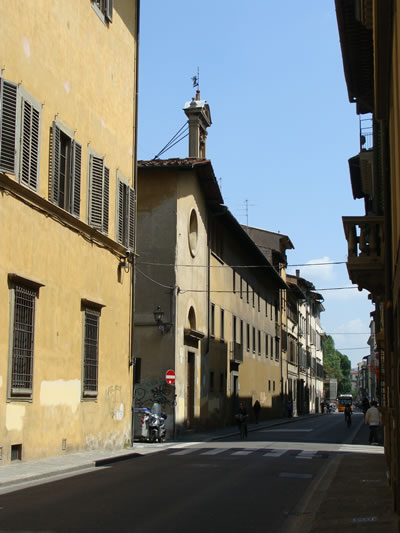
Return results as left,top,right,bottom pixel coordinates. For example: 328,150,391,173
148,402,167,443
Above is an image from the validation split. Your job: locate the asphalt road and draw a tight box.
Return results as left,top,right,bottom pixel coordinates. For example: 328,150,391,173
0,412,370,533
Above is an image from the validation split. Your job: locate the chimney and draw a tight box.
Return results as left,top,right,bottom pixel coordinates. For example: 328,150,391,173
183,90,212,158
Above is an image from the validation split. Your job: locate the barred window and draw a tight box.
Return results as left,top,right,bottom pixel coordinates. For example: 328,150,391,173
83,307,100,397
10,284,37,397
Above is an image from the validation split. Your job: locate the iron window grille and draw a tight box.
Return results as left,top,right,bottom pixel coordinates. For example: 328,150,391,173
10,284,37,396
83,308,100,397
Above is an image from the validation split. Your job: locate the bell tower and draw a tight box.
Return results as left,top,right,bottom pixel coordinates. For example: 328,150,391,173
183,90,212,159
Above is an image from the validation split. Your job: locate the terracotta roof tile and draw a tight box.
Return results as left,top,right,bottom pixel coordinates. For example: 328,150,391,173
138,158,210,168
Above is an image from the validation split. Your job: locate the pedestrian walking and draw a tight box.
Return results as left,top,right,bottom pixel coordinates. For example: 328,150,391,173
235,402,248,439
362,397,370,415
344,403,352,426
365,401,382,445
253,400,261,423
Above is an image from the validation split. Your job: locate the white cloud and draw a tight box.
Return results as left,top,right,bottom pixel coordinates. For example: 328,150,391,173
289,256,335,283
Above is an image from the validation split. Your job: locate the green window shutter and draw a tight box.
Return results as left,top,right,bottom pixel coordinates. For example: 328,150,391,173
89,154,104,231
128,187,136,251
0,79,18,174
50,122,61,205
20,96,41,191
103,165,109,234
71,141,81,217
105,0,113,21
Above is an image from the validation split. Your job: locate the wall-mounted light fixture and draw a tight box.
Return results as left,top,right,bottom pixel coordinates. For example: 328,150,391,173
119,250,132,273
153,305,172,334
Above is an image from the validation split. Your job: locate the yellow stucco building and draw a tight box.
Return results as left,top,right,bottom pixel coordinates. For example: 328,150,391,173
0,1,138,463
134,92,288,434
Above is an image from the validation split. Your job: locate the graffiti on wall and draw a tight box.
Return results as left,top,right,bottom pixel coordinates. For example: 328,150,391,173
105,385,124,420
134,378,174,409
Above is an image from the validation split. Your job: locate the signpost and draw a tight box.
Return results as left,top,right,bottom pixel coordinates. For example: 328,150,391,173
165,369,176,385
165,369,176,439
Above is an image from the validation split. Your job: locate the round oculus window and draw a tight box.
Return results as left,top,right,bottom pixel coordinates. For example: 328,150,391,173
188,208,199,257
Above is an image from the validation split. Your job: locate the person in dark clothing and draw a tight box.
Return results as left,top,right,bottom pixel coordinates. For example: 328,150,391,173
253,400,261,423
362,397,370,415
236,402,248,439
344,403,352,426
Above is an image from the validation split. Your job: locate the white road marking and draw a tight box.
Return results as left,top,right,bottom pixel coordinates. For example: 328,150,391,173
231,450,257,456
296,450,318,460
263,449,287,457
170,448,196,455
201,448,230,455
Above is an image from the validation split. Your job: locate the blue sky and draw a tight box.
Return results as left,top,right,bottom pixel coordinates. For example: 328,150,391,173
137,1,373,368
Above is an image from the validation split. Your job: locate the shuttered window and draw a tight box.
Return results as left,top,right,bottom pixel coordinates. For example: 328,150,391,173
19,91,41,191
88,151,109,234
50,121,81,216
116,176,136,250
0,79,18,173
0,79,41,191
92,0,113,23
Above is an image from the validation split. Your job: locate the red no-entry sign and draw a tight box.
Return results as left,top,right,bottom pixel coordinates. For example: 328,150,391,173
165,369,176,385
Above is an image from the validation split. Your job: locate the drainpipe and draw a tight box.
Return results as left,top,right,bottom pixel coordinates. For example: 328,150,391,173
130,0,140,446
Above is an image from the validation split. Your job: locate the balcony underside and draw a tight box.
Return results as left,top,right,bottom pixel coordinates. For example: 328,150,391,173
346,259,384,295
343,215,384,297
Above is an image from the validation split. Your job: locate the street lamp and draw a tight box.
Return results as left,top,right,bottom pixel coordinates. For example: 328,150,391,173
153,306,172,334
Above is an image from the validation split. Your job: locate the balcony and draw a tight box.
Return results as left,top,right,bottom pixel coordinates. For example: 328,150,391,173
342,216,384,295
230,341,243,364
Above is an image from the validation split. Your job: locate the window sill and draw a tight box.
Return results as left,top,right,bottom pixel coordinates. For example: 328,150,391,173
82,391,98,399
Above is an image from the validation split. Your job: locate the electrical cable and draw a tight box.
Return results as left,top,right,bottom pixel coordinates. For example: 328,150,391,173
152,122,189,160
136,260,348,269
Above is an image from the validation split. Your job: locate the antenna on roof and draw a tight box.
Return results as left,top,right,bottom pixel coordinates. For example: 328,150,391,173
244,199,255,227
235,199,256,227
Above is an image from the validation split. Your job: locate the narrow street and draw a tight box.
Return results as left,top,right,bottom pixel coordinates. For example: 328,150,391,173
0,413,383,533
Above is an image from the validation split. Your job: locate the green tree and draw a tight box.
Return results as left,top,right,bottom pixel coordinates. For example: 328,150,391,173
322,336,352,394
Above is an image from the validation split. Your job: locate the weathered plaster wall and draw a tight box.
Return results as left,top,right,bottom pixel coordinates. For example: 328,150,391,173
0,0,137,462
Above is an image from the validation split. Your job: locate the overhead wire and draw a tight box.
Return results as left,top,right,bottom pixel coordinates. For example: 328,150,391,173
136,260,348,269
152,122,189,160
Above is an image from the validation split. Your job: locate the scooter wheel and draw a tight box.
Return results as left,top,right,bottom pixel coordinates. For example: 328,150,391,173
149,430,157,443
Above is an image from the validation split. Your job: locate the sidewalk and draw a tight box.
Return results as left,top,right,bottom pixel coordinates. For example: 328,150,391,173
0,414,398,531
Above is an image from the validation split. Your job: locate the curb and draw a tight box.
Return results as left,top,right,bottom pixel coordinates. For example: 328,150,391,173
94,452,142,467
